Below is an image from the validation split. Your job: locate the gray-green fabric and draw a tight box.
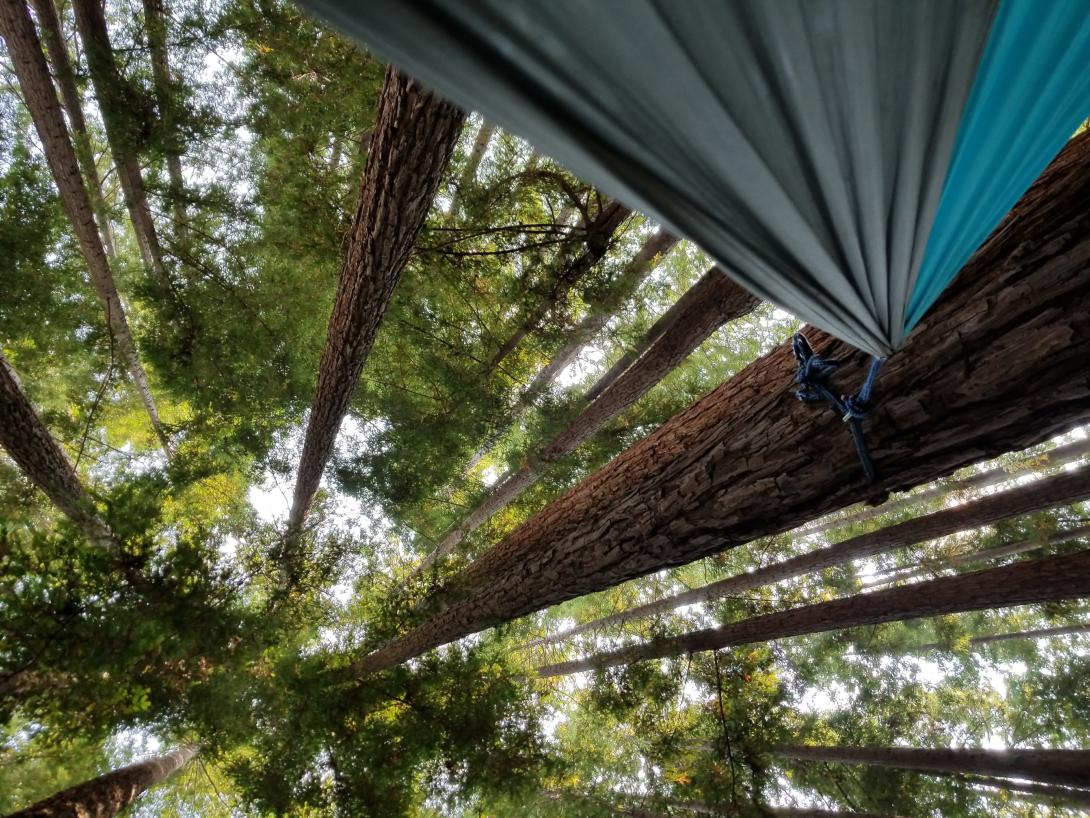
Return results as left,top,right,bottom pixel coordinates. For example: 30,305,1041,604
298,0,996,356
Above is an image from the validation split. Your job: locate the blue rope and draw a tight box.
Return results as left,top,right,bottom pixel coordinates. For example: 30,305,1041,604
792,333,886,483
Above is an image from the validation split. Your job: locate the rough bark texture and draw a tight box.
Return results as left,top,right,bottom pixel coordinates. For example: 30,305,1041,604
487,200,632,373
866,521,1090,588
72,0,171,291
809,434,1090,537
465,227,679,472
777,745,1090,790
535,467,1090,646
285,68,465,544
415,268,759,573
6,745,197,818
913,621,1090,652
141,0,188,243
0,355,115,547
352,132,1090,675
29,0,118,261
445,119,493,221
0,0,168,452
536,548,1090,676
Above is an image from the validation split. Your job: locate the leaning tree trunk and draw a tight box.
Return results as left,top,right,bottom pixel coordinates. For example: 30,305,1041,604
444,119,494,221
809,434,1090,538
487,200,632,374
72,0,172,293
912,621,1090,652
414,267,759,574
29,0,118,261
776,745,1090,790
864,521,1090,588
284,68,464,554
140,0,188,244
349,131,1090,675
0,0,170,453
7,745,198,818
534,548,1090,676
0,354,115,548
534,466,1090,646
958,775,1090,808
465,227,679,473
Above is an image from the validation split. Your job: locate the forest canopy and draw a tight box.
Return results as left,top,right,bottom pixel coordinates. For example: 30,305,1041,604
1,1,1090,817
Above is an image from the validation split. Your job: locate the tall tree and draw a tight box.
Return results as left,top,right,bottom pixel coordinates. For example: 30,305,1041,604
72,0,172,291
535,467,1090,645
6,745,197,818
28,0,118,261
912,621,1090,652
535,548,1090,676
417,267,760,573
352,130,1090,675
445,119,494,221
0,352,115,547
0,0,170,451
777,745,1090,790
284,68,465,550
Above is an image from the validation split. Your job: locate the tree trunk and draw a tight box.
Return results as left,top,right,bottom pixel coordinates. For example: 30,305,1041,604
352,130,1090,677
776,745,1090,790
487,200,632,373
6,745,198,818
773,812,910,818
958,775,1090,808
72,0,171,291
414,267,760,573
465,227,679,473
535,548,1090,676
912,621,1090,652
534,468,1090,646
445,119,493,221
808,435,1090,538
140,0,188,243
284,68,464,550
864,521,1090,588
29,0,118,261
0,355,115,547
0,0,170,453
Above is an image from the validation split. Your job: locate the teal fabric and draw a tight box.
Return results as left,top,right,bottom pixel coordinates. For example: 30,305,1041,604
907,0,1090,332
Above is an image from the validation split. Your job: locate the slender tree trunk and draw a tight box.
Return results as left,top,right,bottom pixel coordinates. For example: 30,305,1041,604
773,812,910,818
0,355,115,547
0,0,170,453
535,548,1090,676
414,267,759,574
776,745,1090,790
351,130,1090,677
465,227,679,473
808,435,1090,538
141,0,188,244
958,775,1090,808
284,68,464,553
72,0,171,291
911,621,1090,652
29,0,118,261
445,119,493,221
6,745,198,818
534,468,1090,646
487,200,632,373
864,522,1090,588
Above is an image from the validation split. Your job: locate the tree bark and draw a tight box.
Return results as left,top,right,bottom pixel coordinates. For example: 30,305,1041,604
0,0,169,453
808,435,1090,538
957,775,1090,808
911,621,1090,652
864,521,1090,589
535,548,1090,676
414,267,760,573
776,745,1090,790
534,468,1090,646
72,0,171,292
464,227,679,473
6,745,198,818
486,200,632,373
0,355,115,547
351,129,1090,677
445,119,493,221
284,68,464,549
29,0,118,261
140,0,188,243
